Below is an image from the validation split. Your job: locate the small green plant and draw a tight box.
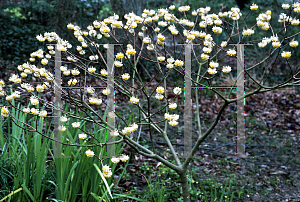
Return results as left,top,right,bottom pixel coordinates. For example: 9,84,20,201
4,7,26,19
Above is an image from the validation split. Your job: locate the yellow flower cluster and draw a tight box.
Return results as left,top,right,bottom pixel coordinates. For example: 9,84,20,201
155,94,164,100
250,4,258,10
68,78,77,86
168,25,179,35
293,3,300,13
30,96,39,105
203,47,212,54
222,66,232,73
169,103,177,109
291,19,300,25
178,6,190,12
102,88,110,95
147,44,155,51
9,74,21,84
157,33,165,45
208,68,217,75
31,108,39,116
126,44,136,56
39,110,47,117
102,165,112,178
164,113,179,126
212,26,222,34
226,49,236,56
173,87,182,95
122,73,130,80
130,97,139,104
1,107,9,117
89,97,102,105
290,40,299,47
78,133,87,139
281,51,291,58
156,86,164,94
17,61,54,81
201,53,209,60
114,61,123,67
60,116,68,122
88,67,96,73
6,91,21,101
85,149,95,157
110,130,119,137
122,123,138,135
209,61,219,68
242,29,254,36
101,69,108,76
174,59,184,67
111,155,129,164
256,10,271,30
72,122,80,128
116,52,124,60
228,7,242,21
272,41,281,48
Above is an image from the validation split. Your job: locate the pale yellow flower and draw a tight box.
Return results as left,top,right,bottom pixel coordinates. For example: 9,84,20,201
242,29,254,36
207,68,217,75
130,97,139,104
227,49,236,56
290,40,298,47
282,4,290,9
209,61,219,68
156,86,164,94
1,107,9,117
31,108,39,116
101,69,108,76
169,120,178,126
39,110,47,117
79,133,87,139
111,157,120,163
110,130,119,137
85,149,95,157
212,26,222,34
119,155,129,162
72,122,80,128
116,52,124,59
222,66,232,73
88,67,96,73
155,94,164,100
60,116,68,122
201,53,209,60
23,108,30,113
250,4,258,10
281,51,291,58
272,41,281,48
173,87,182,95
169,103,177,109
122,73,130,80
174,60,184,67
157,56,165,61
30,96,39,105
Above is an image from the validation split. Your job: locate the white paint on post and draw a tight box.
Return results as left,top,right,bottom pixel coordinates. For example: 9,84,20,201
184,43,192,158
53,43,63,158
236,44,246,158
107,44,115,158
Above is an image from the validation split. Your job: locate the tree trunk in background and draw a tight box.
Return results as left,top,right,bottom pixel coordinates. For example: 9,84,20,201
56,0,66,37
56,0,61,36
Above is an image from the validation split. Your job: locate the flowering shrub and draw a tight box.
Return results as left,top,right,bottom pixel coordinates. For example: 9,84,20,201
1,2,300,201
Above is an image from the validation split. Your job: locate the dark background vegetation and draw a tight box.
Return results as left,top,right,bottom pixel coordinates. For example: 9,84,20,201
0,0,281,63
0,0,300,201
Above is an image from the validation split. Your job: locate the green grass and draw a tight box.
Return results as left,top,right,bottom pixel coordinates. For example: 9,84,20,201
0,101,130,201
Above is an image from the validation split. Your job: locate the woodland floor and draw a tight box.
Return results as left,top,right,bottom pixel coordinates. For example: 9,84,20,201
117,88,300,201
